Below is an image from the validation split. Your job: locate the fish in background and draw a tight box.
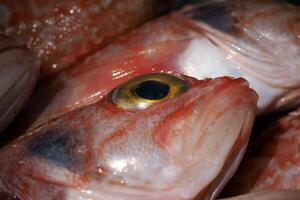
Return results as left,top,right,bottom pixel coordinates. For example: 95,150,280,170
10,0,299,134
0,1,298,199
221,108,300,197
0,0,183,76
0,35,40,132
0,75,257,199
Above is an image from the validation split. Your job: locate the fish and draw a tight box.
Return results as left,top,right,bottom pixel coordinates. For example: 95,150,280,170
0,35,40,132
221,108,300,196
0,0,183,76
13,0,299,134
0,74,258,200
220,190,300,200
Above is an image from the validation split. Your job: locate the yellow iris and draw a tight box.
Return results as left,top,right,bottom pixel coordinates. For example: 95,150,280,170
111,73,190,110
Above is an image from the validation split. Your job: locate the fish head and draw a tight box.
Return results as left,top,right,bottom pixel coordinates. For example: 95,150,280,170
175,0,300,113
0,74,257,200
95,74,257,200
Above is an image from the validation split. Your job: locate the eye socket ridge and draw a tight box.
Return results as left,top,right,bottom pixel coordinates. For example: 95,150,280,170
110,73,190,110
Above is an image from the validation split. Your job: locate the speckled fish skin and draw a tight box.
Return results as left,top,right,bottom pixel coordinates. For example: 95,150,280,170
222,108,300,196
219,190,300,200
14,0,300,133
0,0,181,76
0,35,40,132
0,76,257,200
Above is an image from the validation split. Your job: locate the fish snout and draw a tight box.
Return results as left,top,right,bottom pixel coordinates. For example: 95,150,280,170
152,76,257,199
153,77,258,157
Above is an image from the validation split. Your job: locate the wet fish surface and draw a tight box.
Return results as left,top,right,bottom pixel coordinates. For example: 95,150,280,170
222,108,300,196
0,0,182,76
0,75,257,200
0,0,299,199
12,0,300,134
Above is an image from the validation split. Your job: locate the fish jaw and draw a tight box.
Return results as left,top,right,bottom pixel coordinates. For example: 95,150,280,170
0,76,257,200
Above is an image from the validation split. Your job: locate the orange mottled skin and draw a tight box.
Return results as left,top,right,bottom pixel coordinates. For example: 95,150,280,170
0,77,257,200
223,108,300,196
0,0,177,76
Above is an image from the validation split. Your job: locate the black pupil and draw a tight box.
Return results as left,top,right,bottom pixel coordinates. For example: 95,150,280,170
134,80,170,100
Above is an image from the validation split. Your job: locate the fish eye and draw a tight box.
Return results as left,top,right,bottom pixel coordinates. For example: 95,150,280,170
111,73,191,110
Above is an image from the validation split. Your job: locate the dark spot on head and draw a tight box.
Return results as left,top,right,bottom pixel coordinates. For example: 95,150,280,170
183,2,236,33
27,128,81,171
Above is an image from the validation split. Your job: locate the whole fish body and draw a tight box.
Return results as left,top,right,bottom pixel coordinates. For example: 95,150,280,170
0,76,257,199
14,0,300,133
0,0,182,76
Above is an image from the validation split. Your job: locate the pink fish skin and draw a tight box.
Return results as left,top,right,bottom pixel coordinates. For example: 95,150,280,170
219,190,300,200
222,108,300,196
0,0,181,76
15,0,300,133
0,35,40,132
0,76,257,200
